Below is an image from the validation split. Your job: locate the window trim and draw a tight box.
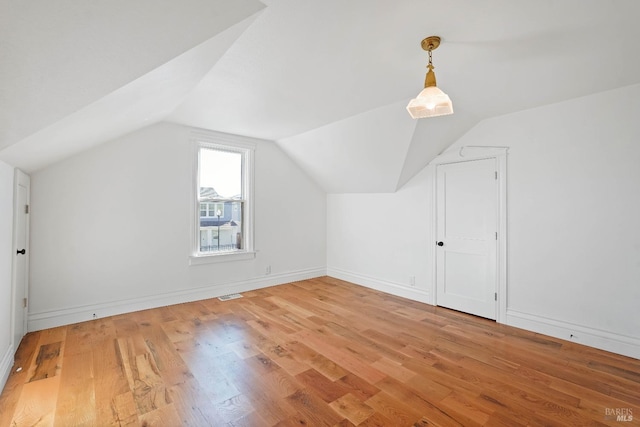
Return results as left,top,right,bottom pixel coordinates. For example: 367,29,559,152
189,130,256,265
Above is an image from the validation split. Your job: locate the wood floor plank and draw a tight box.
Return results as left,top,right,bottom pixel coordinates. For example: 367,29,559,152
111,391,140,426
167,378,220,426
0,331,40,427
29,341,63,382
230,410,271,427
295,368,350,403
65,319,115,357
285,388,343,426
337,373,380,403
370,356,417,383
137,402,183,427
294,329,387,384
53,351,96,427
10,376,61,426
328,392,375,425
238,387,297,426
438,392,492,426
260,369,301,399
357,411,395,427
212,392,255,424
374,376,463,427
1,277,638,426
364,390,423,426
285,340,348,381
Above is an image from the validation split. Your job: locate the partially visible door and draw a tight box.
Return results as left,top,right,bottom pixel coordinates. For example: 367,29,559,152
436,158,497,319
12,169,30,349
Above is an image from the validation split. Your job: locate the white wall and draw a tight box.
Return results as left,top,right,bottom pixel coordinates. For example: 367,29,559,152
327,166,433,304
0,160,15,390
29,122,326,329
328,83,640,358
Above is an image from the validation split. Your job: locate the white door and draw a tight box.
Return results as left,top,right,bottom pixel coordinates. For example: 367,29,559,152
436,158,497,319
12,170,30,349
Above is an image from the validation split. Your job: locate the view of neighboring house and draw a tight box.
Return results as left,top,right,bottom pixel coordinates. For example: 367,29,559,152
199,187,242,252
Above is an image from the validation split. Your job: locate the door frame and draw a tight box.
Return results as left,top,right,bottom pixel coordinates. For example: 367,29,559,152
11,169,30,350
429,146,508,323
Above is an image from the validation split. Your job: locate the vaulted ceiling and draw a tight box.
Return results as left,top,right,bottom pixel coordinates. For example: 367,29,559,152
2,0,639,192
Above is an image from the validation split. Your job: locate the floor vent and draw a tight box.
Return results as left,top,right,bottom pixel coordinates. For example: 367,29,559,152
218,293,243,301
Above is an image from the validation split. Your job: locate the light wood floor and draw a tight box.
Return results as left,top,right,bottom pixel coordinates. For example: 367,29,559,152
1,277,638,426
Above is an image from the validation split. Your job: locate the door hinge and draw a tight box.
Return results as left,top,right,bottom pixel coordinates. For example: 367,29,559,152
23,297,27,308
494,293,497,301
494,171,498,180
25,204,29,214
495,231,498,240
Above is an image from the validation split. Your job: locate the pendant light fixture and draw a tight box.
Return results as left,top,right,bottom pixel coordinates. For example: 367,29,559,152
406,36,453,119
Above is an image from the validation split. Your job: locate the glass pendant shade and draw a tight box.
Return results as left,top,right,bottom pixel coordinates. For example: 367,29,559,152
407,86,453,119
407,36,453,119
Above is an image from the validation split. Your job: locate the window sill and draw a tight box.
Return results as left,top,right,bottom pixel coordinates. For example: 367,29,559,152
189,251,256,265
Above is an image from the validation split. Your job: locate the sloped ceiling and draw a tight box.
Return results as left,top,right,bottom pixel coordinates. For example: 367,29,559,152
2,0,640,192
0,0,265,167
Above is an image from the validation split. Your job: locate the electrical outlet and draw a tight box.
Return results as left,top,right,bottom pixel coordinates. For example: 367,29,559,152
409,276,415,287
266,265,271,275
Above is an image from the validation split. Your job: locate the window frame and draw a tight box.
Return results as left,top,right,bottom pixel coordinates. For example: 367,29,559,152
190,131,256,265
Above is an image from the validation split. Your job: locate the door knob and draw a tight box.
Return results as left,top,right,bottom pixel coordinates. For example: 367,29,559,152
437,241,444,247
16,249,26,255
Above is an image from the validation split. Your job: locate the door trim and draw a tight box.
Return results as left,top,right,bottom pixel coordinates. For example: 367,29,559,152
429,146,508,323
11,169,30,350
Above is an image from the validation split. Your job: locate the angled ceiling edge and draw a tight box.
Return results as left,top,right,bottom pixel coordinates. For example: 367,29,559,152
0,0,265,151
0,13,263,173
277,101,417,193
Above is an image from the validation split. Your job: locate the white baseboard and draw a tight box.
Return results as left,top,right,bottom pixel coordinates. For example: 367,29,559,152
28,267,326,332
327,267,431,305
506,309,640,359
327,268,639,359
0,343,14,394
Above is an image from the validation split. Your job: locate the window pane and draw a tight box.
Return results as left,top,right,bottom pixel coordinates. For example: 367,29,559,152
199,148,242,199
199,201,243,253
195,140,252,258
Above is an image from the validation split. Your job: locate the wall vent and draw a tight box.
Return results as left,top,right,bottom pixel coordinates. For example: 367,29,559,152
218,293,243,301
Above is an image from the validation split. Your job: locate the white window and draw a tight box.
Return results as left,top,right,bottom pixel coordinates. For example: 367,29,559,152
192,133,254,263
200,202,225,218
